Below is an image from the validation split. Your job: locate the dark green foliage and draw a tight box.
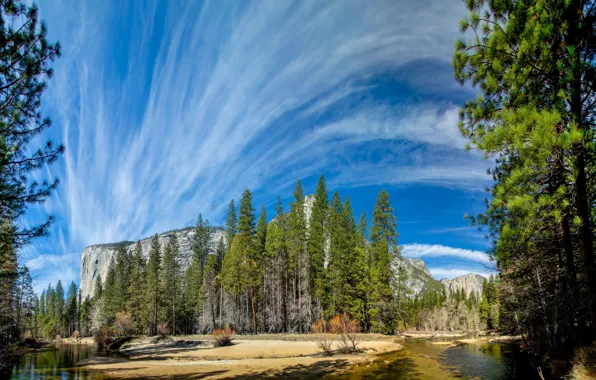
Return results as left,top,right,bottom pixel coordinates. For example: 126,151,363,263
308,175,328,314
225,200,237,252
145,235,161,335
162,232,181,334
453,0,596,355
0,1,63,249
128,242,146,334
369,189,398,333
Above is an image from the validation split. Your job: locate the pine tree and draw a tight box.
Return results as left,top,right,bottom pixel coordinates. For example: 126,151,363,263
114,245,131,313
162,232,181,334
102,261,118,324
93,274,103,300
264,197,289,332
308,175,328,315
453,0,596,350
193,214,211,270
128,242,146,334
145,234,162,335
201,254,219,331
341,197,367,322
65,282,77,336
0,1,62,362
0,2,63,250
369,189,398,333
239,189,258,332
225,200,237,252
357,211,371,331
55,280,64,336
256,205,267,264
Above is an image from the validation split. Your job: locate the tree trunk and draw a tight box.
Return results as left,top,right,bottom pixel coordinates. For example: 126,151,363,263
568,0,596,338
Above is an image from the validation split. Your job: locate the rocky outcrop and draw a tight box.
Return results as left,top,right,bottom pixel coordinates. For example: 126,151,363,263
393,256,442,296
79,227,225,299
440,274,486,299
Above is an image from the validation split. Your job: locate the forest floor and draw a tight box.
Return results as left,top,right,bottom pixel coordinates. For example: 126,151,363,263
78,333,402,379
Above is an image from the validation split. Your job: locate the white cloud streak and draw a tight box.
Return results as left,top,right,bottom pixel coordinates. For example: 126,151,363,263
402,243,493,264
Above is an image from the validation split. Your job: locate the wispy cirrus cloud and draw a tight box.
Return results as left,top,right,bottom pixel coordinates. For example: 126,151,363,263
23,0,489,290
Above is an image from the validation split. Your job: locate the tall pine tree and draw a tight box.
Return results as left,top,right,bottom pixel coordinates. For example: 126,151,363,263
145,235,162,335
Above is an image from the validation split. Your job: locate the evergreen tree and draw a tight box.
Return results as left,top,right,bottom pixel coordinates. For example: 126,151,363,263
145,234,162,335
55,280,64,336
0,1,62,364
114,245,131,313
193,214,211,270
453,0,596,351
65,282,77,336
162,232,181,334
288,181,310,331
256,205,267,264
369,189,398,333
93,274,103,300
128,242,146,334
225,200,237,252
102,261,118,324
308,175,328,315
0,1,63,250
264,197,289,332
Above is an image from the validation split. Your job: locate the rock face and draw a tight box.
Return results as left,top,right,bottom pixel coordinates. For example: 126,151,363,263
440,274,486,299
79,227,225,299
393,256,442,296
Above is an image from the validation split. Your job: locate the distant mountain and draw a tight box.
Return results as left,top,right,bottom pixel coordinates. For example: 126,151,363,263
441,274,486,299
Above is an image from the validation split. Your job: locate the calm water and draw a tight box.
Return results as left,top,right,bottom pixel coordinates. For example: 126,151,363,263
330,339,537,379
8,343,115,380
7,339,534,379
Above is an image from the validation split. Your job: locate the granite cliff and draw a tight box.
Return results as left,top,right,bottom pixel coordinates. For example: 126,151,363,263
79,227,224,299
440,273,486,299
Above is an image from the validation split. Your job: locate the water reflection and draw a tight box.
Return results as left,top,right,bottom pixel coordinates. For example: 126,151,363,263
10,343,112,380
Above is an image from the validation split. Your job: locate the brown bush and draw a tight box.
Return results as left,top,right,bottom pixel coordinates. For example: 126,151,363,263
311,319,334,356
330,314,360,353
93,326,111,351
212,327,235,347
311,319,328,333
115,311,134,336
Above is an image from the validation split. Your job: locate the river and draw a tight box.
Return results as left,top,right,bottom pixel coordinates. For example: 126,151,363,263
8,339,536,379
8,343,115,380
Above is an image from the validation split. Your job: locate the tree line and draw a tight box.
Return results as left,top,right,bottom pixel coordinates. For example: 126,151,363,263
30,178,499,340
86,178,402,336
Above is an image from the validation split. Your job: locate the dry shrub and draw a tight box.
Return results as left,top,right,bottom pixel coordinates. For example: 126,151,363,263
330,314,360,353
157,322,170,337
93,326,111,351
71,330,81,342
567,345,596,380
212,327,235,347
115,311,134,336
311,319,334,356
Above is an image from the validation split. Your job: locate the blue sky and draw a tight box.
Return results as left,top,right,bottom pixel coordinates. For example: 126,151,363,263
22,0,496,293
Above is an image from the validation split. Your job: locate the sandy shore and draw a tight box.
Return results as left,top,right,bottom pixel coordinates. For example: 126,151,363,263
79,334,402,379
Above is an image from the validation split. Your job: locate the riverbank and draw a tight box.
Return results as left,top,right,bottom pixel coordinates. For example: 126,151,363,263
78,334,402,379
